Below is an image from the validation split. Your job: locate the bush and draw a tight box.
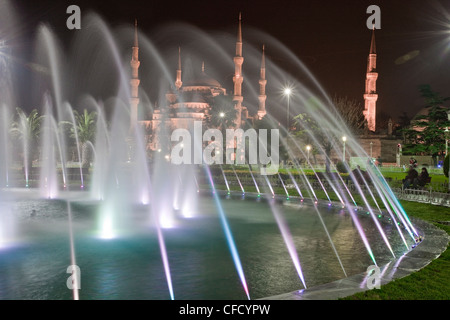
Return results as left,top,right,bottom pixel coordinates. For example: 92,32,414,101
336,161,348,173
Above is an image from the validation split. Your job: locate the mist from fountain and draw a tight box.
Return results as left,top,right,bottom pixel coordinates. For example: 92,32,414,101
39,98,61,199
0,7,421,299
0,105,11,188
64,103,85,189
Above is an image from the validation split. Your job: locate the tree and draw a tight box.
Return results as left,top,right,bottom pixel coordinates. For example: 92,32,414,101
401,85,450,155
254,114,288,162
62,109,97,168
204,94,237,131
332,96,367,134
293,112,335,172
397,112,410,128
204,94,237,162
10,108,44,172
376,110,392,132
397,112,411,142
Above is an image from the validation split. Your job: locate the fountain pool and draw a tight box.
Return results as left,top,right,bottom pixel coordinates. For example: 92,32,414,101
0,190,414,300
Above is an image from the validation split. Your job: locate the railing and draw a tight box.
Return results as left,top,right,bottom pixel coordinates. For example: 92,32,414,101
287,178,450,208
390,186,450,207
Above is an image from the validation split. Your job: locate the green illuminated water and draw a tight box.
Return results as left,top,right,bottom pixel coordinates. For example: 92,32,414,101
0,194,412,300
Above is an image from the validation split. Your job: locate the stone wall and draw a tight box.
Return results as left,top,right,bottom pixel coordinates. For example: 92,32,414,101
286,134,402,165
356,135,401,163
399,155,433,167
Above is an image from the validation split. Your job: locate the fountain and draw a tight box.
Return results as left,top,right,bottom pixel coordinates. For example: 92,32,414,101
0,6,422,300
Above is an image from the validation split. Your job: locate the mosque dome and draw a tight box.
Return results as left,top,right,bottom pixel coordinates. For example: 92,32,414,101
184,71,222,88
413,107,430,120
184,62,222,88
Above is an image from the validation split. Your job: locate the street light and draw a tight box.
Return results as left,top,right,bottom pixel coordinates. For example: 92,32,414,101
342,136,347,162
306,145,311,162
446,109,450,192
219,112,225,118
370,141,373,158
445,127,449,159
284,87,292,131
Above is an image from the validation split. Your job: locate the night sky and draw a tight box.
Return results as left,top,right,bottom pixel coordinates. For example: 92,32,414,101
2,0,450,123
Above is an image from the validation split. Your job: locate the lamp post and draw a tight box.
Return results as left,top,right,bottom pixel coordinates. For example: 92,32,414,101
370,141,373,158
342,136,347,162
445,127,449,160
446,110,450,192
284,88,292,132
306,145,311,163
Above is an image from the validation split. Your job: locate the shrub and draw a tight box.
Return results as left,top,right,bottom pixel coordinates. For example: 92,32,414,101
336,161,348,173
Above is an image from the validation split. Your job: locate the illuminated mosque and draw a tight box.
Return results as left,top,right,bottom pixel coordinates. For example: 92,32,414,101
127,14,391,161
128,14,267,152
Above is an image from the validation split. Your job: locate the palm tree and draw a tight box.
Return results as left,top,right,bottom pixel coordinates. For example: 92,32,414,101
64,109,97,168
10,108,44,174
294,112,334,173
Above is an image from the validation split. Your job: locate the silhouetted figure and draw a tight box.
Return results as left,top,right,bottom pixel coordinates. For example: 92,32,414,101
413,167,429,188
352,165,366,185
403,167,418,188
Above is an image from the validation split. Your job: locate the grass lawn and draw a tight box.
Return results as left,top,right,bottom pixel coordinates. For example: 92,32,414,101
381,171,448,184
341,201,450,300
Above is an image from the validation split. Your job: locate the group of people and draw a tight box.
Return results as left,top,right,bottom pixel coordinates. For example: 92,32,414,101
347,162,430,190
403,166,429,189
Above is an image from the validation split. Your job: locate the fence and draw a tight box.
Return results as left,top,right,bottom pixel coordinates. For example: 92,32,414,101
390,187,450,207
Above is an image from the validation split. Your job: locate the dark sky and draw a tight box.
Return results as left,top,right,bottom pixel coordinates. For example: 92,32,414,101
3,0,450,123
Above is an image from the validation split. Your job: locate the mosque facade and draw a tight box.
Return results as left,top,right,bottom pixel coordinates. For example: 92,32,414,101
129,14,267,152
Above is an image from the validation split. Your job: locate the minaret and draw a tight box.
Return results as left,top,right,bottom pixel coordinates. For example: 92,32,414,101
175,47,182,90
257,45,267,120
233,12,244,128
363,25,378,132
130,19,141,132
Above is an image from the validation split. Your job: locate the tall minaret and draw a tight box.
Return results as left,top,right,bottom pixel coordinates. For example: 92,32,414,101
363,26,378,132
130,19,140,132
175,47,182,90
233,12,244,128
257,45,267,120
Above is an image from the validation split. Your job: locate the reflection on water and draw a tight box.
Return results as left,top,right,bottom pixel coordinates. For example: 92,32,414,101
0,195,413,300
